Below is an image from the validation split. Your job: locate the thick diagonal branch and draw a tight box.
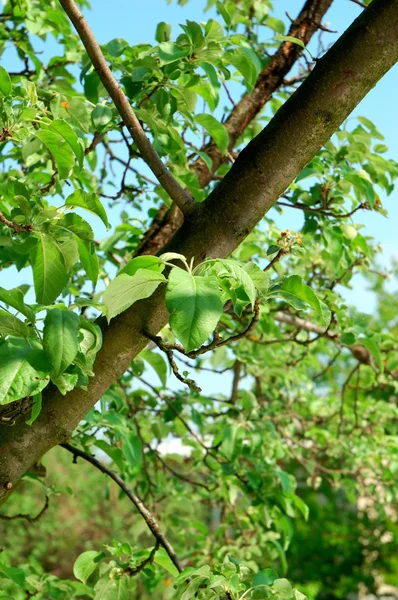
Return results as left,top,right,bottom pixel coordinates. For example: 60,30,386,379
58,0,196,215
1,0,398,504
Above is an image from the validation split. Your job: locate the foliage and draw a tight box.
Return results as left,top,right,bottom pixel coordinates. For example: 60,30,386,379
0,0,397,599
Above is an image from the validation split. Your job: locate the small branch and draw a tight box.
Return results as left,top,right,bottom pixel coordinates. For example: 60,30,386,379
58,0,196,216
60,443,183,573
0,211,32,234
264,249,287,272
124,540,160,577
0,495,49,523
350,0,366,7
145,334,202,392
230,360,242,404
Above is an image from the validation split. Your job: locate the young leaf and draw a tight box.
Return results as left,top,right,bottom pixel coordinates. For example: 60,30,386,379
140,349,168,386
91,104,113,129
153,548,180,577
121,432,143,468
49,119,84,169
73,551,100,584
0,311,30,339
77,239,99,286
43,309,80,378
119,255,164,276
165,267,223,352
0,340,51,405
65,190,109,229
268,275,330,325
52,372,79,395
0,287,35,322
253,568,279,587
34,129,75,179
31,234,69,305
273,578,294,599
0,66,12,96
102,270,166,322
25,392,42,425
194,114,229,155
274,34,305,49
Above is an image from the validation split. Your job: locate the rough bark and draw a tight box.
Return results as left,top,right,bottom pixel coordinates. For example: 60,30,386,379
136,0,334,256
1,0,398,503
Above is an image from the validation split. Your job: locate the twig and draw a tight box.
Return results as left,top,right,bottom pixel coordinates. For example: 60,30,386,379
145,335,202,392
58,0,196,216
0,495,49,523
264,248,287,272
124,540,160,576
0,211,32,234
60,443,183,573
230,360,242,404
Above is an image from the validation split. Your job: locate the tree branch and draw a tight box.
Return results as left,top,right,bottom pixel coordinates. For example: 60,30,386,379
58,0,196,216
0,495,49,523
136,0,334,255
60,443,183,573
1,0,398,504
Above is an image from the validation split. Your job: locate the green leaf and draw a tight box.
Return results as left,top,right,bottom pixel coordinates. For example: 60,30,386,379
0,340,51,405
155,22,172,43
105,38,127,57
60,213,94,241
0,287,35,322
0,311,30,339
52,372,79,395
361,336,383,372
73,550,100,584
50,119,84,169
65,190,109,229
31,234,69,305
266,16,285,34
102,270,166,322
165,268,223,352
121,432,142,468
119,256,164,276
268,275,330,325
341,332,356,346
243,262,270,296
95,439,124,470
158,42,189,64
216,1,231,26
0,565,25,587
0,66,11,96
153,547,179,577
34,128,75,179
43,309,80,377
345,172,375,208
91,104,113,129
25,392,42,425
94,575,130,600
194,114,229,155
221,424,243,460
273,578,294,599
274,34,305,49
140,349,168,386
77,239,99,286
180,577,204,600
253,568,279,587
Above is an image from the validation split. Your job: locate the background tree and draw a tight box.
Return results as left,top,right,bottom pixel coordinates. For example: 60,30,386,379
0,0,397,598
